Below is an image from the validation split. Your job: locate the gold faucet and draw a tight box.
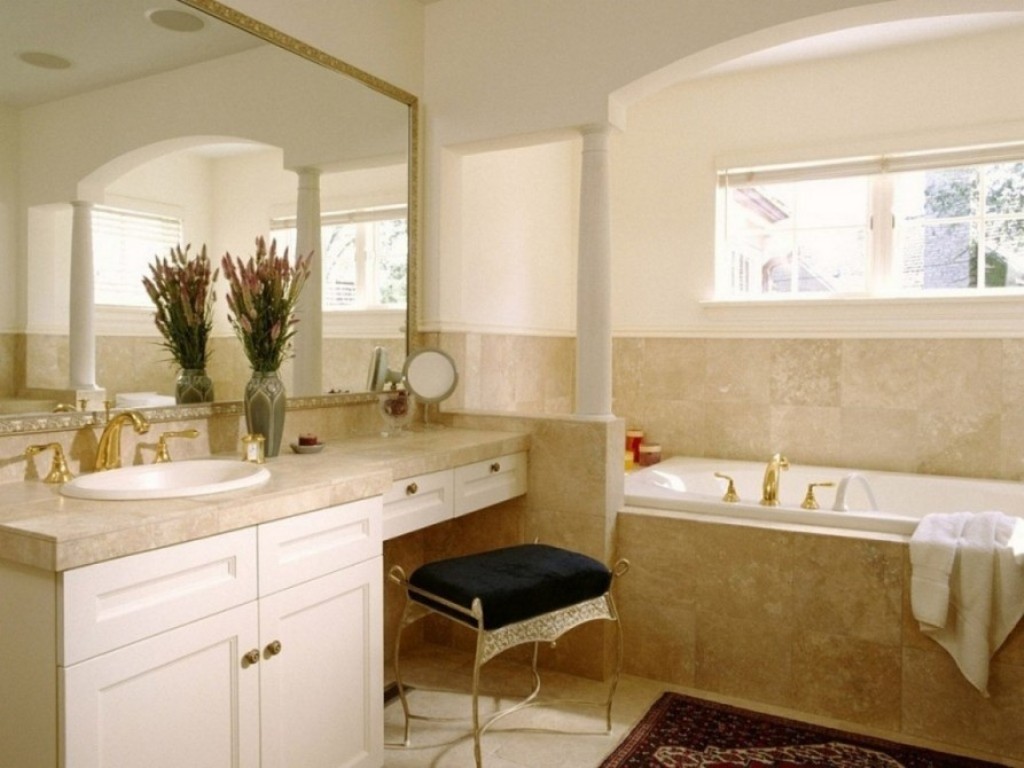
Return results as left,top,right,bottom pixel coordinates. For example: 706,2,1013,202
95,410,150,471
155,429,200,463
26,443,74,484
760,453,789,506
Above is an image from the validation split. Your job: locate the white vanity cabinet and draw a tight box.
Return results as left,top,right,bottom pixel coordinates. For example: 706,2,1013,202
4,496,383,768
383,451,528,540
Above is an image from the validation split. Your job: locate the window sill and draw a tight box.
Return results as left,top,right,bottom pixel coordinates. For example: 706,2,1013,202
698,293,1024,337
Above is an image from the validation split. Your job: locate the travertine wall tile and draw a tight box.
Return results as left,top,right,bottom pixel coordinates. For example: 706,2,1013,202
704,338,771,403
841,339,925,410
695,610,794,706
902,645,1024,761
792,535,902,646
770,339,841,407
791,631,902,730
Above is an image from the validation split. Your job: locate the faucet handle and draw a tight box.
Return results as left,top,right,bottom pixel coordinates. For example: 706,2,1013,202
713,472,740,503
26,443,74,484
155,429,200,463
800,481,836,510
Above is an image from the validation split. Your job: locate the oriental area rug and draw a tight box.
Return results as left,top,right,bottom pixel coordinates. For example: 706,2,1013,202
599,692,1002,767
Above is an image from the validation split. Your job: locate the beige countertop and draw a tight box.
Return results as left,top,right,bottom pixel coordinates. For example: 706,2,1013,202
0,428,529,572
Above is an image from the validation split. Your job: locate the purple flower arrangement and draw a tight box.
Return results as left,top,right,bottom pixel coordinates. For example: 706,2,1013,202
142,244,217,370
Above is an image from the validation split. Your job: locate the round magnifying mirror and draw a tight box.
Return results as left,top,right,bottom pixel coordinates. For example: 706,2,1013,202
403,348,457,427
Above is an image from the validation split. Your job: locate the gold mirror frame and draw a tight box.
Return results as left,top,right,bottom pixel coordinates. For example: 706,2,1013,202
1,0,419,435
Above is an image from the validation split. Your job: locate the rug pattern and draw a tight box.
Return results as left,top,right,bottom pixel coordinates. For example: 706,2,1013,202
600,692,1002,767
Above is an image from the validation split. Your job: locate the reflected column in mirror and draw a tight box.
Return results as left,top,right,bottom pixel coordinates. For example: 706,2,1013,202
403,348,458,429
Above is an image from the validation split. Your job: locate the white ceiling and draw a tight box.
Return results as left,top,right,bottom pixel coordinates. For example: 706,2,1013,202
1,0,261,108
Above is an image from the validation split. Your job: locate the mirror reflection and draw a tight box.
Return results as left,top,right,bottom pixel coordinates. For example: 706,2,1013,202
1,0,415,425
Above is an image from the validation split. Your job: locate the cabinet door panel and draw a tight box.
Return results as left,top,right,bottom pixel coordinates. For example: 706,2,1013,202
61,602,260,768
259,497,381,596
61,528,257,665
259,556,383,768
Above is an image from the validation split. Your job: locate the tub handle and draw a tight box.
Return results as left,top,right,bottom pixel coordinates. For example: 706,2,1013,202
713,472,740,503
801,481,836,510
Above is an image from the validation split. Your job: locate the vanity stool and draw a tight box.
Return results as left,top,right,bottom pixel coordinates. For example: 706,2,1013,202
388,543,629,767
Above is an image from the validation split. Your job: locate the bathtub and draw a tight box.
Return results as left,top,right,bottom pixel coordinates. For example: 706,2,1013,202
623,456,1024,536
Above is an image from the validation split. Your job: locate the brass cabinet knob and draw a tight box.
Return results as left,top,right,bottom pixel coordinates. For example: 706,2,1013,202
490,462,501,473
241,648,260,668
264,640,283,658
406,482,418,496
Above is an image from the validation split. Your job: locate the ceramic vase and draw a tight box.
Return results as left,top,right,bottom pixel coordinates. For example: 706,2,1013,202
244,370,286,457
175,368,214,404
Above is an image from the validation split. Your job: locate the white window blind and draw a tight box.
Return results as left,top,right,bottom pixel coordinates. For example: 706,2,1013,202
93,206,182,307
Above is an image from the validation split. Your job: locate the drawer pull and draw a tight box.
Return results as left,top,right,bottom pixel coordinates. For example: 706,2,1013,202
264,640,283,658
490,462,501,473
405,482,418,496
241,648,260,668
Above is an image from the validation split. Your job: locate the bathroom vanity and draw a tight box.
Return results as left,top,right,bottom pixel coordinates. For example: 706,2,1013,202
0,429,528,768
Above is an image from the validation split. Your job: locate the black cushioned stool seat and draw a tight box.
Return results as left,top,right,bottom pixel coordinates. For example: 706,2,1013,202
408,543,612,630
389,542,628,768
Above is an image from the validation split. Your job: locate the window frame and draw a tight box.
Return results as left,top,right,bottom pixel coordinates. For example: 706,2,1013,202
271,204,408,314
716,141,1024,302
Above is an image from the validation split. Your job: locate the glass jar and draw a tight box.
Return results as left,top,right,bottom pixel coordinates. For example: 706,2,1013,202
638,443,662,466
626,429,644,464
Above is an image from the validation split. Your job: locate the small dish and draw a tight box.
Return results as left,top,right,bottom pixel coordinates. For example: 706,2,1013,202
290,442,325,455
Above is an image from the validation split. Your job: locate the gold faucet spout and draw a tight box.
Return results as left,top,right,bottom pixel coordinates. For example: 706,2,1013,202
760,453,789,506
95,410,150,471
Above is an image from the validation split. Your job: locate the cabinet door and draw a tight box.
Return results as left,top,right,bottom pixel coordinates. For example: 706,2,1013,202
61,602,260,768
258,556,383,768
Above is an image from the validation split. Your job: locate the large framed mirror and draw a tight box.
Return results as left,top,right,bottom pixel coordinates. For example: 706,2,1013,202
0,0,418,433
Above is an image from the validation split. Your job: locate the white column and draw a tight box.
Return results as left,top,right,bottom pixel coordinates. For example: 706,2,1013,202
575,126,613,416
293,168,323,396
69,200,98,390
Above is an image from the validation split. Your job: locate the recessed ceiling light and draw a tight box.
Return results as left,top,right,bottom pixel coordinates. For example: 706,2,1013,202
18,51,73,70
147,9,205,33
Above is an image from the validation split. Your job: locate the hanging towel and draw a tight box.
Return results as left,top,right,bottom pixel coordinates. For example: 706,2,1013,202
910,511,971,628
910,511,1024,696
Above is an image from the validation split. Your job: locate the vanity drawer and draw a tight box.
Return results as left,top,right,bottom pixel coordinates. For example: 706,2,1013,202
454,451,527,517
60,528,258,666
258,496,381,596
383,470,454,540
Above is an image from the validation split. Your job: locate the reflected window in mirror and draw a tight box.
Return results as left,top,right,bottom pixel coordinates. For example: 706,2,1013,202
93,206,183,307
272,206,407,311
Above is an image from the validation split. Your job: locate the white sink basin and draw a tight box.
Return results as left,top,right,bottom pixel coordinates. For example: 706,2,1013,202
60,459,271,501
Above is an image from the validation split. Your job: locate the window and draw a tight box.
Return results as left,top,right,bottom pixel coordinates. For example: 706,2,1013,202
718,146,1024,298
272,206,407,311
93,206,182,307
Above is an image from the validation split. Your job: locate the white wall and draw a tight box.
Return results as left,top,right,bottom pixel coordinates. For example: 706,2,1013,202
612,22,1024,337
419,0,1024,335
443,139,580,334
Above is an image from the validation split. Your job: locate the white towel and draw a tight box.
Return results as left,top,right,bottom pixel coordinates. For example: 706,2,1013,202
910,511,970,628
910,511,1024,696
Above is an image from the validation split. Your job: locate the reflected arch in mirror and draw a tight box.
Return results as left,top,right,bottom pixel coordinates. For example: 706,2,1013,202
403,348,457,428
1,0,419,432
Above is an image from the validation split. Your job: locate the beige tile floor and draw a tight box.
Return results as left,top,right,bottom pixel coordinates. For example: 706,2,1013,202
383,643,671,768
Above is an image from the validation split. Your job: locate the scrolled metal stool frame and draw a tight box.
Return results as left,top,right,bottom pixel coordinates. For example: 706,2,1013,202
388,556,630,768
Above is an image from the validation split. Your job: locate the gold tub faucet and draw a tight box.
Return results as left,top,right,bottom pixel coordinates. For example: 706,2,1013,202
95,410,150,471
760,453,789,506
